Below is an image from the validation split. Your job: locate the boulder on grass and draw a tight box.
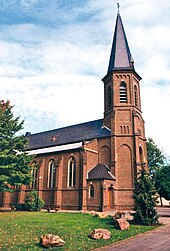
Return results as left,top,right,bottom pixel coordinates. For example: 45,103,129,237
80,210,87,214
90,210,96,216
113,211,125,219
114,218,130,230
95,212,108,218
40,234,65,248
89,229,111,240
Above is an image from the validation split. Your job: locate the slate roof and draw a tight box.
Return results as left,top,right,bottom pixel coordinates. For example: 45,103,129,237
27,119,111,150
87,164,116,180
107,12,135,73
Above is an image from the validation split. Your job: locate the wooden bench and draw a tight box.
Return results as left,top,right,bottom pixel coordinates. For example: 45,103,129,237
46,206,60,213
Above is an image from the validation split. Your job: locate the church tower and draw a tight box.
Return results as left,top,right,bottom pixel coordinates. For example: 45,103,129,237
102,11,148,209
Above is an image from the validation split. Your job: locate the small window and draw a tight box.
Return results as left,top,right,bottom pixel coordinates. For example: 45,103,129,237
134,86,138,106
120,126,123,134
47,160,56,188
30,161,38,189
89,184,94,198
67,157,76,187
120,82,127,103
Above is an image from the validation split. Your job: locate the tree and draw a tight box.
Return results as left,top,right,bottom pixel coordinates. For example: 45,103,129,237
0,100,32,191
147,138,170,205
155,165,170,201
147,138,166,178
132,168,159,225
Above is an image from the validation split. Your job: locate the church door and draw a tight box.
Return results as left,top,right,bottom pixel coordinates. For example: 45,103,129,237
108,186,114,208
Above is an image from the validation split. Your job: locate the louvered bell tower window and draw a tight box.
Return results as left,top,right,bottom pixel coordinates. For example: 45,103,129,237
120,82,127,103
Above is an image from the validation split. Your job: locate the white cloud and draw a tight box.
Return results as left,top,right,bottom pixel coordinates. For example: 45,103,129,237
141,86,170,156
0,0,170,157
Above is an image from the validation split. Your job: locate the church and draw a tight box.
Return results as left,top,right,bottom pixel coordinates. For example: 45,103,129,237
1,10,148,211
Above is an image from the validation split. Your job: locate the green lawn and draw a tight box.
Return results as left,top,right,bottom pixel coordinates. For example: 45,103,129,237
0,211,155,251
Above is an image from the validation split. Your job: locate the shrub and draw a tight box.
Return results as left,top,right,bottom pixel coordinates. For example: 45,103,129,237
15,203,27,211
25,190,44,211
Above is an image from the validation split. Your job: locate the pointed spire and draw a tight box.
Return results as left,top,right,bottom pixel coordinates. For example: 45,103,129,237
107,11,135,74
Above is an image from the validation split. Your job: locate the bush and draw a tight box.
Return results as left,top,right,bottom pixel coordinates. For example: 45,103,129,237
25,190,44,211
15,203,27,211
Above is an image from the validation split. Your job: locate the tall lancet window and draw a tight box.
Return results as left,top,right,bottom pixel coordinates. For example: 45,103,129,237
120,81,127,103
107,85,112,108
139,146,144,165
47,159,56,188
30,161,38,189
134,85,138,107
67,156,76,187
89,184,94,198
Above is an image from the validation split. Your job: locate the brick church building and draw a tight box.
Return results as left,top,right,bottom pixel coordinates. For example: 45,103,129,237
1,11,148,211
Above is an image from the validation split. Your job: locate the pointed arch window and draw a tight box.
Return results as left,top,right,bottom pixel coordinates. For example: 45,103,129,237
47,159,56,188
134,85,138,106
67,157,76,187
30,161,38,189
139,146,143,165
89,184,94,198
107,85,112,108
120,82,127,103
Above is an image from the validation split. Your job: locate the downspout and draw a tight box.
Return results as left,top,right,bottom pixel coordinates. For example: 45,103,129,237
79,145,84,210
132,110,137,181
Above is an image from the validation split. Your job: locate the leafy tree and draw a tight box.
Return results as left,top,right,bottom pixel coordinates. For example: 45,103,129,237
147,138,170,204
147,138,166,178
132,168,159,225
155,165,170,201
0,100,32,191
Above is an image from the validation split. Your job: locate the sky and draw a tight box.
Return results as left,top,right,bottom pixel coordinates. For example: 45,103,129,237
0,0,170,157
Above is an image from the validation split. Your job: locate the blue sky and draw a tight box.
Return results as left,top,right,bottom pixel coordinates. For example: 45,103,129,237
1,0,170,157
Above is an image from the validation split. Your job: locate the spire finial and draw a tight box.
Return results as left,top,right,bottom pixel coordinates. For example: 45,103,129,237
116,1,120,13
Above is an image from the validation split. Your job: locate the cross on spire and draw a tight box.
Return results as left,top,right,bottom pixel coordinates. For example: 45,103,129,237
116,1,120,13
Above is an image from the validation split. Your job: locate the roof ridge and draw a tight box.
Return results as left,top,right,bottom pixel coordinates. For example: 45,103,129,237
28,118,103,136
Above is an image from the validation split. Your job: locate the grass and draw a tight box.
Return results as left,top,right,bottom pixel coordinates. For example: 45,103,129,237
0,211,155,251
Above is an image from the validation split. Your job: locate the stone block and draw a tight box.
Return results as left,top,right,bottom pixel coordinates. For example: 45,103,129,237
114,218,130,230
89,229,111,240
40,234,65,248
